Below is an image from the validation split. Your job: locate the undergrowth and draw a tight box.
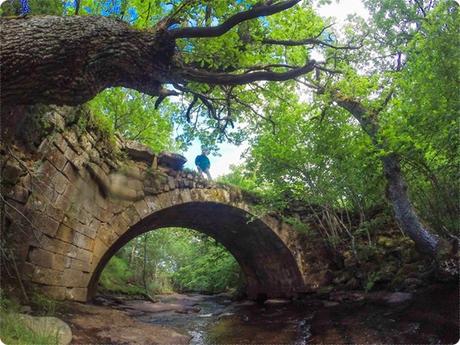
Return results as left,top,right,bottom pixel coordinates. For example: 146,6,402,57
0,292,59,345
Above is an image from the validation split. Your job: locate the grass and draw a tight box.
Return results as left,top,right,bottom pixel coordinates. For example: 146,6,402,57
0,293,59,345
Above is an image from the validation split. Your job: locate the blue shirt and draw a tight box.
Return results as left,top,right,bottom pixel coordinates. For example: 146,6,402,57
195,154,210,170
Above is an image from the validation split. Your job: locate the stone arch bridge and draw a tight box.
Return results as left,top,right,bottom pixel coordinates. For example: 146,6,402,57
2,107,321,302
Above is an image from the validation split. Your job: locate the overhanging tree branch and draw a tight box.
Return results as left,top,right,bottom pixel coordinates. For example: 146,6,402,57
262,37,363,50
179,60,316,85
169,0,301,39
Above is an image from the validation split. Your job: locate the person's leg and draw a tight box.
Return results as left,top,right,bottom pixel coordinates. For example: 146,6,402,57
204,168,212,180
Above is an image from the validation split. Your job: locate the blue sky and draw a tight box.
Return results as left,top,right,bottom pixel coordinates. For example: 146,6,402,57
182,139,248,178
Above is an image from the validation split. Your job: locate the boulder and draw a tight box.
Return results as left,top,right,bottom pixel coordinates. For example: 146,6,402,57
16,314,72,345
123,141,154,163
158,152,187,170
264,299,291,305
385,292,413,304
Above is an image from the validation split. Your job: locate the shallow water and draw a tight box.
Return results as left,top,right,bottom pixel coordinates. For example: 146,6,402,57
98,283,459,344
136,294,312,345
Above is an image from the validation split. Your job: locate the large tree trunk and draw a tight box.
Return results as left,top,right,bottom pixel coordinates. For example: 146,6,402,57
1,15,175,106
382,154,440,256
335,96,442,257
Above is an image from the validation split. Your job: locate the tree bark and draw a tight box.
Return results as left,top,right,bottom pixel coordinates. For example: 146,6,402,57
1,11,316,108
1,15,175,106
381,154,440,256
335,95,441,257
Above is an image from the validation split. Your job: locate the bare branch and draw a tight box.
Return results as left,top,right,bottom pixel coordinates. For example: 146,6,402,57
375,89,394,114
169,0,301,39
315,65,342,75
185,95,198,122
154,88,180,109
262,37,363,50
179,60,316,85
173,83,217,120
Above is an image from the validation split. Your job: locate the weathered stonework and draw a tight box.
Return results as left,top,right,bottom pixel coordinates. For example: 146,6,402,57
1,106,331,302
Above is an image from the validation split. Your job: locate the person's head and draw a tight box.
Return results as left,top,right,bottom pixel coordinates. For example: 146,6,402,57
202,148,209,156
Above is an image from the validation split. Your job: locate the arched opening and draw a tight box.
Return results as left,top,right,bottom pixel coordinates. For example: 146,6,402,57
98,227,245,297
88,202,304,300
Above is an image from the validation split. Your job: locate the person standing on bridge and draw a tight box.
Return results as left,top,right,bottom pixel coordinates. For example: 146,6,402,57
195,148,212,180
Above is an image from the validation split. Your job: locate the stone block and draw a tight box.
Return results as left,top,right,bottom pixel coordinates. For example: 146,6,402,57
168,176,176,190
122,205,141,226
63,131,81,154
35,236,72,256
86,162,109,195
46,203,65,222
72,232,94,251
37,138,51,154
144,196,157,212
6,185,29,204
2,160,24,185
62,162,79,182
111,215,130,237
179,189,192,203
30,211,60,237
37,285,66,300
123,141,154,163
71,151,89,170
54,223,75,243
51,172,68,194
28,247,66,271
143,186,158,195
26,264,63,286
46,149,67,172
79,133,92,151
74,221,98,239
158,152,187,170
27,189,52,212
68,246,92,263
93,239,108,260
37,159,58,180
100,162,110,174
53,193,72,212
88,149,101,165
134,199,150,218
62,146,78,166
69,258,92,273
78,208,93,225
106,158,118,170
93,207,112,223
65,287,88,302
62,269,90,288
98,226,114,247
52,133,68,153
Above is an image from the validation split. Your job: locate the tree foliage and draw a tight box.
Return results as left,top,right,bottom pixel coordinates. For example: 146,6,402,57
100,228,242,295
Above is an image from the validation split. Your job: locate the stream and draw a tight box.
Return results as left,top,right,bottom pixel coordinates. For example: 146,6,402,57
135,294,312,345
65,283,459,344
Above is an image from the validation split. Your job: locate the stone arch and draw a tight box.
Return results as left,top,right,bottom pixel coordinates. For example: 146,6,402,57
3,113,310,302
88,190,306,301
